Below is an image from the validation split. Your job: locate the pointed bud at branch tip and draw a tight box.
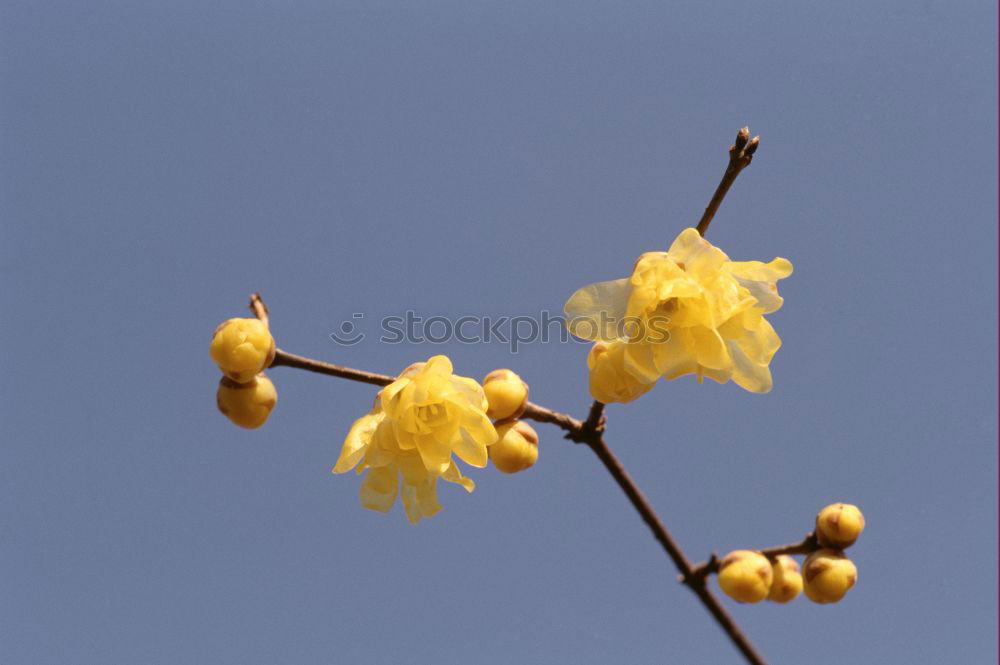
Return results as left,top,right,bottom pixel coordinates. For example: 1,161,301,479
735,127,750,150
746,136,760,156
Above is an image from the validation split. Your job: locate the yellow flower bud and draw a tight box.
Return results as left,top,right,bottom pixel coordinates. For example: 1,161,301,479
803,549,857,604
489,420,539,474
586,341,655,404
482,369,529,421
815,503,866,549
216,374,277,429
717,550,773,603
210,318,275,384
767,555,803,603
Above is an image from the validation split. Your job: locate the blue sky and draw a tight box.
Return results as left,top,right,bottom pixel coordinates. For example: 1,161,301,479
2,1,996,663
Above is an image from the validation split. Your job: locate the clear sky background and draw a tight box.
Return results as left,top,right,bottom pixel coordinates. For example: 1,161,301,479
2,2,997,663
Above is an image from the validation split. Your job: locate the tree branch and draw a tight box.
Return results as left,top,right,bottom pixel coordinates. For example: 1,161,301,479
696,127,759,237
243,130,771,664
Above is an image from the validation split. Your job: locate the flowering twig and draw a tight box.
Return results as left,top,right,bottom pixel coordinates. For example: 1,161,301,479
244,130,770,664
696,127,759,237
688,533,822,579
251,311,768,665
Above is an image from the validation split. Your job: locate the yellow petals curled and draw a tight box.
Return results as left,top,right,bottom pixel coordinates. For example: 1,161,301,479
718,550,773,603
767,555,803,603
482,369,529,421
489,421,539,474
565,228,792,402
586,341,656,404
803,549,858,604
216,374,277,429
815,503,866,549
333,355,497,524
210,318,275,384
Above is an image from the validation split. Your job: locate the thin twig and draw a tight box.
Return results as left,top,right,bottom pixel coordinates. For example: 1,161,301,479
696,127,759,237
586,435,767,665
249,292,269,328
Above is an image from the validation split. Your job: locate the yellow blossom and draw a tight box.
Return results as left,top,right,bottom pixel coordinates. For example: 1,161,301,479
803,549,858,604
565,227,792,399
332,355,498,524
767,555,803,603
210,318,275,384
586,341,656,404
216,374,277,429
482,369,529,421
815,503,866,549
489,420,539,474
717,550,773,603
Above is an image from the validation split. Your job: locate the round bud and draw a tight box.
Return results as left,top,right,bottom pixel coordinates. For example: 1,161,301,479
482,369,529,421
210,318,275,384
489,420,539,474
767,555,803,603
717,550,773,603
815,503,866,549
587,342,656,404
216,374,277,429
802,549,857,604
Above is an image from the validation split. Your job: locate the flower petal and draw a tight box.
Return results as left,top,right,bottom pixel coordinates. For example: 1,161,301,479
667,227,730,276
564,278,631,341
359,466,399,513
333,411,382,474
724,258,793,313
442,461,475,493
453,427,489,468
727,340,773,393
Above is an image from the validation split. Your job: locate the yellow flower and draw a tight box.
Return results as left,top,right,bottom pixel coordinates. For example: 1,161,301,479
489,420,539,474
210,318,275,384
586,341,656,404
815,503,866,549
216,374,277,429
565,228,792,400
717,550,773,603
767,555,803,603
482,369,529,421
332,355,498,524
803,549,858,604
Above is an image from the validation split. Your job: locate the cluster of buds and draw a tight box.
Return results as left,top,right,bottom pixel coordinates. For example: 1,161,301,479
482,369,538,474
717,503,864,606
210,317,277,429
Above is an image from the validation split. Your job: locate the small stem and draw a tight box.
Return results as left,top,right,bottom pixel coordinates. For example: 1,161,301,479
249,292,269,328
696,127,760,237
270,348,393,387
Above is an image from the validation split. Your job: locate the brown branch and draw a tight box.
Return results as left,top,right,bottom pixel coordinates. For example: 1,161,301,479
585,434,767,665
249,292,270,328
688,533,822,579
696,127,759,237
270,348,394,387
